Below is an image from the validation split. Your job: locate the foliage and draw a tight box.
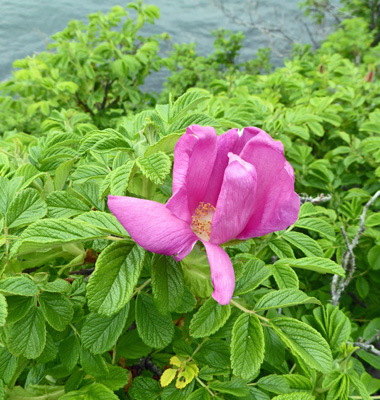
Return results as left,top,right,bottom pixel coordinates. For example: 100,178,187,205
0,2,380,400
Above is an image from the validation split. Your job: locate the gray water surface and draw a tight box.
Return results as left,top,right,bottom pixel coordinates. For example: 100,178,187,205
0,0,338,91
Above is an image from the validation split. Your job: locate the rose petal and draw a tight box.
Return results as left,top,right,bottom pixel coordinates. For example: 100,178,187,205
210,154,257,244
238,130,300,238
202,241,235,305
166,125,217,222
108,196,197,259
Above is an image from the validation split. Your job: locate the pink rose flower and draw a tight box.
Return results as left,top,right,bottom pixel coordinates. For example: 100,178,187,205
108,125,300,305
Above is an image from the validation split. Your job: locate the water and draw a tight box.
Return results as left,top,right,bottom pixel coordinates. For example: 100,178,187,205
0,0,338,91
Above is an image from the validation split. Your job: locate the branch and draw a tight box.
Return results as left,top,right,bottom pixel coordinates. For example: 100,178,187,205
351,329,380,357
331,190,380,305
299,193,332,204
76,93,94,116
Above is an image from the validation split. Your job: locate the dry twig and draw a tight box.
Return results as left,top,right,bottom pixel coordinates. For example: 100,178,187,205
351,329,380,357
299,193,332,204
331,190,380,306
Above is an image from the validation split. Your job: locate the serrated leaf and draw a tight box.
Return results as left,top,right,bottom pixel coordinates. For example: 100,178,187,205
151,255,184,314
97,365,129,391
75,211,128,237
129,376,161,400
160,368,177,387
145,133,182,156
80,347,108,377
231,313,264,380
271,263,299,289
190,297,231,338
282,232,323,257
168,113,219,134
117,329,152,359
39,292,73,331
136,152,172,184
82,304,129,354
270,317,333,373
272,393,315,400
6,295,34,324
46,191,90,218
54,159,76,191
0,294,7,326
295,218,335,240
171,90,210,122
0,348,18,385
5,188,47,229
0,276,39,296
110,160,135,196
257,374,290,394
234,259,272,295
269,239,295,259
136,292,174,348
87,241,144,316
208,379,250,397
36,332,58,363
255,289,320,311
275,257,345,276
59,335,80,371
10,219,106,257
8,307,46,359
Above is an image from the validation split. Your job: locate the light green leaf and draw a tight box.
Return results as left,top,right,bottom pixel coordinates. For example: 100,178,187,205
274,257,345,276
144,133,182,156
0,294,7,327
295,218,335,240
208,379,250,397
282,231,323,257
86,383,120,400
110,160,135,196
80,347,108,377
190,297,231,338
234,259,272,295
271,263,299,289
5,295,34,324
82,305,129,354
87,241,144,316
54,159,76,191
171,90,210,122
0,276,39,296
75,211,128,238
8,307,46,359
46,191,90,218
231,313,264,380
151,255,184,315
270,317,333,373
136,292,174,348
10,219,106,257
97,365,129,391
39,292,74,331
136,152,172,185
0,348,19,385
272,393,315,400
255,289,320,311
5,189,47,229
268,239,295,259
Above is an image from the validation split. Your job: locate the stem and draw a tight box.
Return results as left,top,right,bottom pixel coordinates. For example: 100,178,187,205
105,235,126,241
195,376,215,397
133,278,152,297
230,299,269,322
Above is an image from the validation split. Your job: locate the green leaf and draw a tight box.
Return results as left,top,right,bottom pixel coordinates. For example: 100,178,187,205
168,113,219,134
8,307,46,359
75,211,128,238
5,295,34,324
54,159,76,191
264,326,285,367
0,348,19,385
0,177,23,216
117,329,152,360
268,239,295,259
231,313,264,380
82,305,129,354
151,255,184,314
171,90,210,122
129,376,161,400
136,292,174,348
272,393,315,400
0,294,7,327
97,365,128,391
46,191,90,218
270,317,333,373
110,160,135,196
271,263,299,289
87,241,144,316
39,292,74,331
257,375,290,394
349,375,371,400
5,189,47,229
194,339,230,369
274,257,345,276
365,213,380,227
86,383,120,400
39,279,71,294
36,332,58,363
357,350,380,369
80,347,108,377
255,289,320,311
136,152,172,184
234,259,272,295
59,335,80,371
144,133,182,156
0,276,39,296
295,218,335,240
174,286,197,313
190,297,231,338
10,219,106,257
282,232,324,257
208,379,250,397
187,388,211,400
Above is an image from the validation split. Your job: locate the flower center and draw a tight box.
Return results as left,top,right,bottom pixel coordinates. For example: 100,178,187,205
191,202,216,241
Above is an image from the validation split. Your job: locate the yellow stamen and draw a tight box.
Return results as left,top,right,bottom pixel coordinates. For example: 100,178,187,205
191,202,215,241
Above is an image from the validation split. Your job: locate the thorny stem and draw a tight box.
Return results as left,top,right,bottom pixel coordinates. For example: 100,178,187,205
195,376,215,397
230,300,269,323
331,190,380,306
